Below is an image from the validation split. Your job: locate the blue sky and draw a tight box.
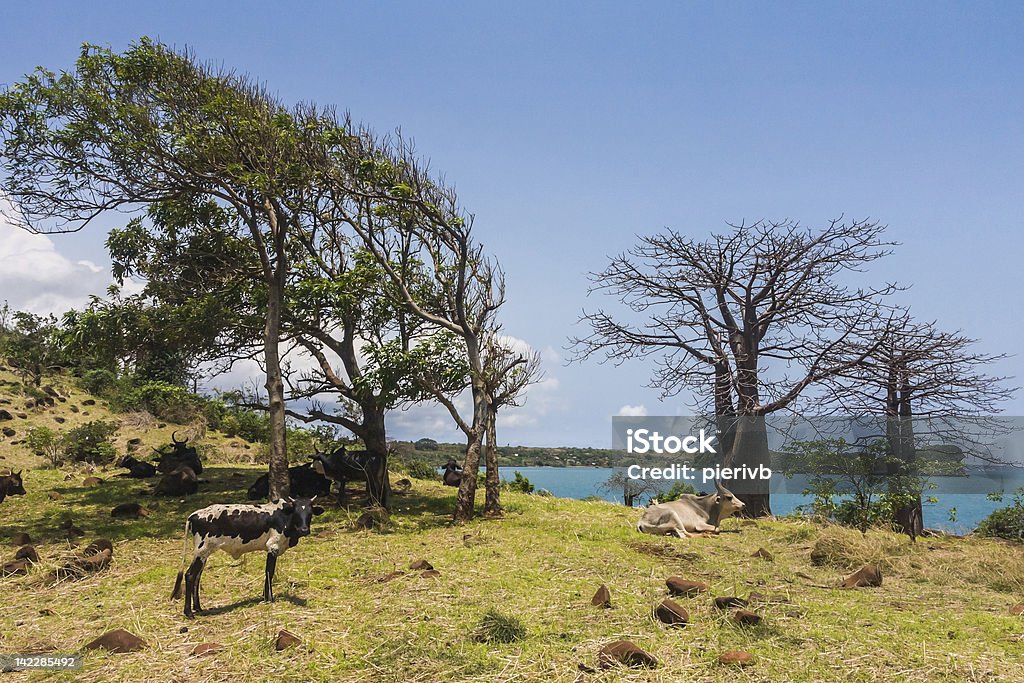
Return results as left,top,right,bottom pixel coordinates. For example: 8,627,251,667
1,2,1022,445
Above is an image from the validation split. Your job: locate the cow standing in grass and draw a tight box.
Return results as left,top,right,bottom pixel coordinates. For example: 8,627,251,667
0,471,25,503
171,498,323,618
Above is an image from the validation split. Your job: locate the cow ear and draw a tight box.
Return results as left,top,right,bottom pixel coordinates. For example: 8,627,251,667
312,505,325,516
714,495,722,504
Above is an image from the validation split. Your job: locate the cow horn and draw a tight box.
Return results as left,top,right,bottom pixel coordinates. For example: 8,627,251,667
172,431,185,445
714,479,725,493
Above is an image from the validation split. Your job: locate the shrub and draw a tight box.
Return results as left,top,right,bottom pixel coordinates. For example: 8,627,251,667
659,481,697,502
395,458,439,480
219,414,241,438
473,609,526,643
977,488,1024,541
119,381,202,423
81,368,117,396
25,426,63,467
62,420,119,464
502,471,534,494
414,437,439,451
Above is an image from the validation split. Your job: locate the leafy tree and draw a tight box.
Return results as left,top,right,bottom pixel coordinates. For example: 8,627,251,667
0,310,65,386
977,489,1024,541
599,470,661,507
0,39,327,497
659,481,698,502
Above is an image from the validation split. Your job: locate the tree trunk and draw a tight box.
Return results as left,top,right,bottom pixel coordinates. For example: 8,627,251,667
483,408,502,517
264,263,290,501
361,406,391,510
454,427,484,523
726,416,772,517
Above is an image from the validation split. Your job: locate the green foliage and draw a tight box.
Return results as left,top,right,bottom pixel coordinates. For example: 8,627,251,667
113,380,202,423
659,481,698,502
781,438,928,533
977,488,1024,541
414,437,439,451
394,458,440,481
502,471,535,494
473,609,526,643
25,426,64,467
62,420,120,464
0,310,66,386
81,368,118,396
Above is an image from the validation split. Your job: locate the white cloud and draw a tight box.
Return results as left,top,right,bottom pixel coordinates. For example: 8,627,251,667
617,404,648,417
0,214,117,315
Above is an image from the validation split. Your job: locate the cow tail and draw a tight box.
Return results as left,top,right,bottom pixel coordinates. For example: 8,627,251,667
170,518,190,600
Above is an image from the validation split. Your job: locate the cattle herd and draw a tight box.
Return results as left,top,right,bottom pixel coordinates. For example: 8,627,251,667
3,431,751,619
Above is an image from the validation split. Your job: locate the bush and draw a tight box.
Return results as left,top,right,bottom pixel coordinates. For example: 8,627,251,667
659,481,697,502
977,488,1024,541
81,368,117,396
396,458,440,480
473,609,526,643
502,471,534,494
25,426,63,467
62,420,119,464
117,381,202,423
219,414,241,438
414,437,439,451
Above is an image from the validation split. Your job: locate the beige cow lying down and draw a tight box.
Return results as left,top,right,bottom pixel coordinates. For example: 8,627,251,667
636,480,745,538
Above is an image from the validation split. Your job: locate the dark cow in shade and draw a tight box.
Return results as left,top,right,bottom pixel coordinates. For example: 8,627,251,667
310,446,389,509
442,459,463,487
155,432,203,475
154,466,199,497
0,471,26,503
117,455,157,479
171,498,324,618
247,462,332,501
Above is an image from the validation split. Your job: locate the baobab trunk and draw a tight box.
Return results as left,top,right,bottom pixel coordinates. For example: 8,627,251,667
725,416,772,517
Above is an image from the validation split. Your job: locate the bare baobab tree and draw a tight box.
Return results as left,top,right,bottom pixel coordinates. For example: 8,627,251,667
571,218,905,516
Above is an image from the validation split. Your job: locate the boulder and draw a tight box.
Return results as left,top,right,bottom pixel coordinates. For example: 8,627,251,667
11,532,31,546
274,630,302,651
82,476,103,487
841,565,882,589
420,569,441,579
653,598,688,626
84,629,146,653
47,491,63,500
591,584,612,608
714,596,749,610
751,547,774,561
666,576,708,596
0,409,13,421
732,609,762,626
409,559,433,571
1,559,31,575
54,417,66,424
111,502,152,519
2,427,14,437
15,545,39,563
597,640,657,669
191,643,224,657
718,650,754,666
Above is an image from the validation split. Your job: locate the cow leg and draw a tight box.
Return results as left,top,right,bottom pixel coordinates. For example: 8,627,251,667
336,480,346,507
264,553,277,602
192,557,207,613
183,556,203,619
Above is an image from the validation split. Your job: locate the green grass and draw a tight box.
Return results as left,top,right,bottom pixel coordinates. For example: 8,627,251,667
3,373,1024,681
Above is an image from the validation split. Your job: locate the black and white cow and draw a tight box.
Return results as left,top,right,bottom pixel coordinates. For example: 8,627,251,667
170,498,323,618
0,471,26,503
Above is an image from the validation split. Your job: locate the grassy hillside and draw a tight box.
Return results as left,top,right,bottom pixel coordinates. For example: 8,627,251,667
2,374,1024,681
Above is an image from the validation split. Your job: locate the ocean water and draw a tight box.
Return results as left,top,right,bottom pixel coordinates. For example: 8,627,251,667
497,466,1024,534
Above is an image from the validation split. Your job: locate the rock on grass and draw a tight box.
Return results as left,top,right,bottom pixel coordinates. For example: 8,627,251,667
719,650,754,666
191,643,223,656
84,629,146,653
733,609,762,626
666,576,708,596
597,640,657,669
841,564,882,588
275,630,302,651
591,584,611,608
653,598,688,626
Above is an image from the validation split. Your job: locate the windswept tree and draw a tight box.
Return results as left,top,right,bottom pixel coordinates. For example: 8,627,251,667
572,219,904,516
827,318,1016,537
0,39,325,497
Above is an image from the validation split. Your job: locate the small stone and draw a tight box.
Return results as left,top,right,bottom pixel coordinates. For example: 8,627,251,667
84,628,146,653
83,539,114,557
751,547,774,561
420,569,441,578
2,427,14,437
179,626,189,634
69,405,80,413
591,584,612,608
274,629,301,651
666,576,708,596
82,476,103,487
39,608,56,616
16,413,28,419
1,559,30,575
1009,603,1024,616
15,545,39,563
713,596,749,610
47,491,63,500
597,640,657,669
733,609,762,626
718,650,754,666
54,417,66,424
653,598,688,626
377,571,404,583
0,409,12,421
408,559,433,571
841,564,882,589
83,399,96,406
111,502,151,518
12,532,31,546
191,643,223,657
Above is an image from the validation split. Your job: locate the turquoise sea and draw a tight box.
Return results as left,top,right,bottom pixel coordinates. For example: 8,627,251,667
497,465,1024,533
